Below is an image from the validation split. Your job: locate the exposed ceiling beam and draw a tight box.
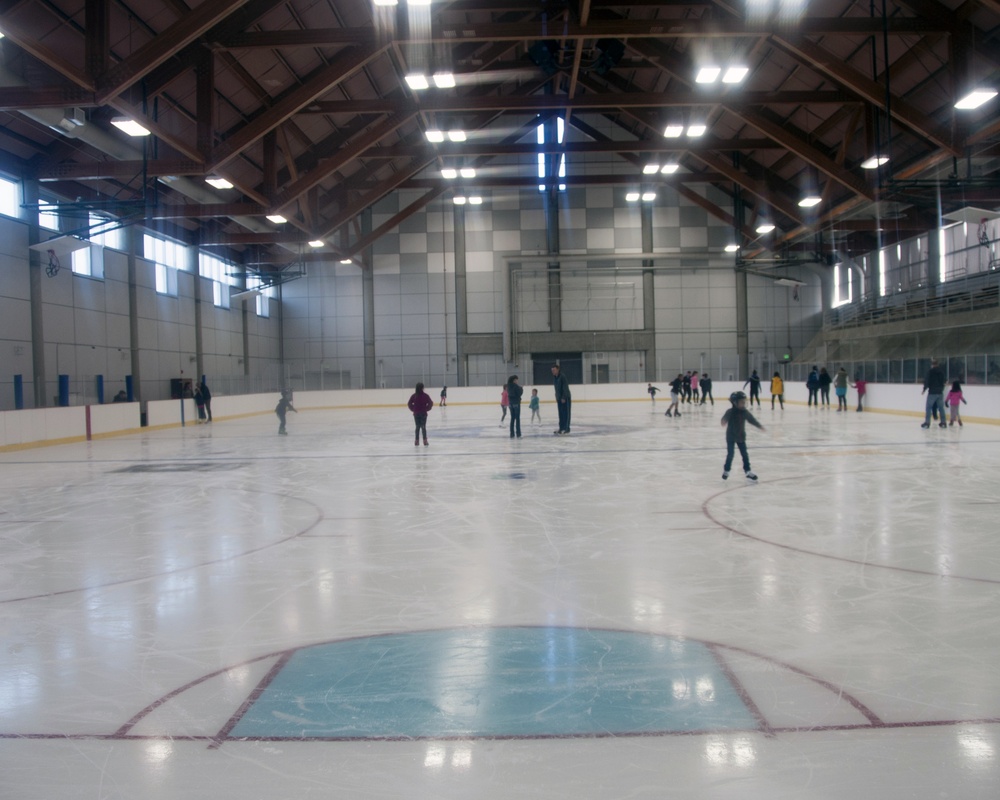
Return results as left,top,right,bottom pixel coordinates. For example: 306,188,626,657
771,36,960,156
209,43,386,170
95,0,255,103
214,17,949,49
298,91,857,115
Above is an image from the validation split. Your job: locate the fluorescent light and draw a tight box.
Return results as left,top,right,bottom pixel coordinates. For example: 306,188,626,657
205,177,233,190
468,196,483,205
660,163,680,174
625,192,640,202
861,156,890,169
723,66,749,84
453,196,467,205
447,130,466,142
432,72,456,88
955,89,997,110
425,130,445,142
266,214,287,224
643,164,660,175
459,167,476,178
641,192,657,202
405,74,429,90
110,117,150,137
696,66,721,83
725,244,740,252
686,124,707,137
441,168,458,179
308,240,324,248
798,196,822,208
663,124,684,138
756,223,775,234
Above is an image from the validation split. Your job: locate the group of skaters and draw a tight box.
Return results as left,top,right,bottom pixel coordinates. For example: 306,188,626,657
647,372,715,417
276,358,970,482
803,366,866,411
402,363,571,446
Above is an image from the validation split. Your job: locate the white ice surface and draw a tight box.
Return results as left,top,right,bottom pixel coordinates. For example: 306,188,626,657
1,400,999,798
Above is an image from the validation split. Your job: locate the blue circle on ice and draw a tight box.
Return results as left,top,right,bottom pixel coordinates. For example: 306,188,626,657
228,627,759,740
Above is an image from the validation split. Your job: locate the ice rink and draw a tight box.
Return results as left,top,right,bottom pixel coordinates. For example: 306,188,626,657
2,397,1000,799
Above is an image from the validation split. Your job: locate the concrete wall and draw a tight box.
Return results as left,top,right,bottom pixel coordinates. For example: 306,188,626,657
281,183,823,391
0,214,282,410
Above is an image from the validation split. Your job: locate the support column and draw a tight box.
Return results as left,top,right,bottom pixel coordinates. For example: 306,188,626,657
24,180,46,408
545,188,561,333
362,208,376,389
736,269,749,380
641,202,656,381
453,201,468,386
127,226,143,401
189,244,204,381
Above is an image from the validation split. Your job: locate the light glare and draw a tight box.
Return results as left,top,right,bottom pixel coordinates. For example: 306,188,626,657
723,66,749,84
110,117,151,137
954,89,997,109
861,156,890,169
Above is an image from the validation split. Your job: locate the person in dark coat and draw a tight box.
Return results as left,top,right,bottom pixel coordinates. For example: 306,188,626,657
921,359,947,429
721,391,765,481
275,390,296,435
551,364,572,435
507,375,523,439
200,379,213,422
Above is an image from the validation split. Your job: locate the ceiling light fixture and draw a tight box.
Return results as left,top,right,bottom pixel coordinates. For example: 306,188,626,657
340,258,352,264
686,124,707,137
405,74,430,90
722,66,750,83
205,177,233,190
373,0,397,5
425,130,445,143
860,155,890,169
696,66,721,84
641,192,657,202
660,163,680,174
110,117,151,137
954,88,997,109
459,167,476,178
798,196,822,208
441,168,458,179
756,223,775,234
468,196,483,205
725,244,740,252
453,196,467,205
432,72,456,88
266,214,287,224
625,191,640,202
663,124,684,138
642,164,660,175
308,240,324,248
447,130,467,142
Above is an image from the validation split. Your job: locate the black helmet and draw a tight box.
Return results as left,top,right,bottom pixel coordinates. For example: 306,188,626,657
729,391,746,404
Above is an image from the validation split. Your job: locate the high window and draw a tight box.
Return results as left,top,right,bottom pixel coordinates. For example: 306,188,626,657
537,118,566,192
144,233,188,296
